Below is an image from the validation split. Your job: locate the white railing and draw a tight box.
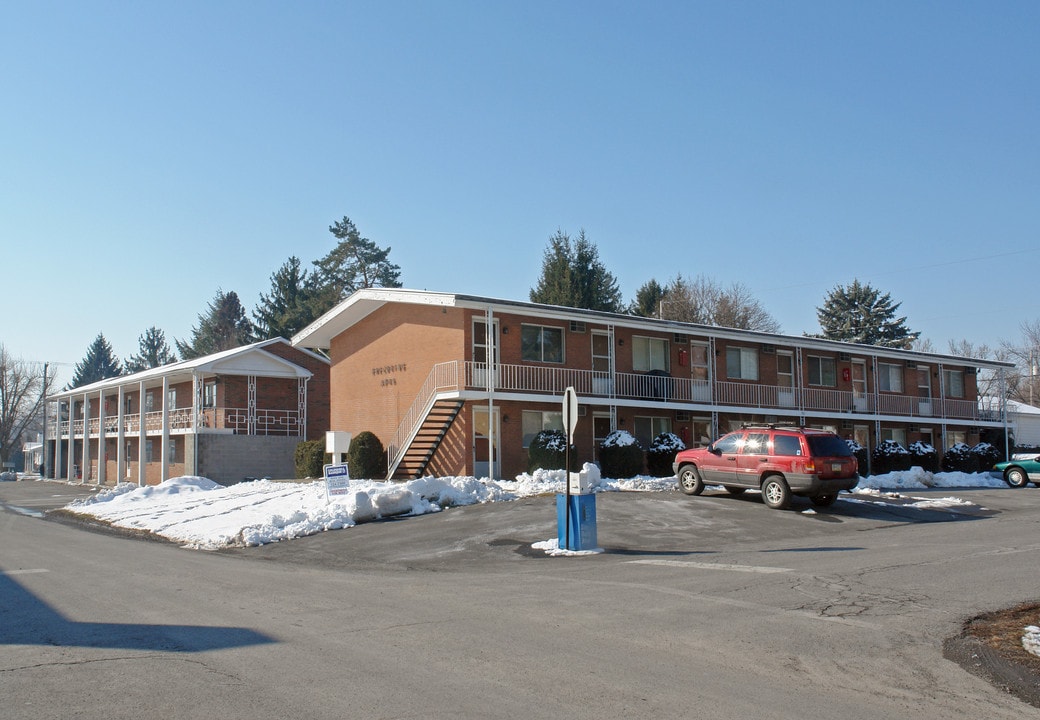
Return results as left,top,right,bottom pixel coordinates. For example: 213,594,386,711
386,362,461,475
51,406,302,438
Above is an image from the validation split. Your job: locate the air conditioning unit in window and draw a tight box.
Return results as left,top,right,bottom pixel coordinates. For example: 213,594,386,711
841,420,853,430
966,368,977,375
839,352,851,361
764,415,778,423
761,344,776,354
570,321,586,333
906,361,917,368
908,425,919,432
578,405,587,417
676,410,691,422
673,333,688,344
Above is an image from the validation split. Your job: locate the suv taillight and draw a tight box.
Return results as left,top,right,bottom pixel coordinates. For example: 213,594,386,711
804,459,816,474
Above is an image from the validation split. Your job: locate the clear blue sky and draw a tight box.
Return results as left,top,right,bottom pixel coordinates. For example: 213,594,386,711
3,1,1037,386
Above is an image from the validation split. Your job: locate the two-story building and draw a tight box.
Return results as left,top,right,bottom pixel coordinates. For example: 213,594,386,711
46,338,330,486
291,288,1012,480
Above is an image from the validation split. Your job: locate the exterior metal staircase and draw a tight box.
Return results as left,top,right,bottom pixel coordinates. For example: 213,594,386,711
389,399,463,480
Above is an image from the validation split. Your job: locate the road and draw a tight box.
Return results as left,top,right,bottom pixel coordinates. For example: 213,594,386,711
2,479,1039,719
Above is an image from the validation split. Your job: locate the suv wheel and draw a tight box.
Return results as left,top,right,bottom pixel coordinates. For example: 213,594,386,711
1005,467,1029,489
677,465,705,496
761,475,792,510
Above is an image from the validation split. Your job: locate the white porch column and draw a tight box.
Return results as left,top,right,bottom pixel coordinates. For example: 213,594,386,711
66,401,74,482
55,406,63,481
81,393,91,483
117,386,126,480
97,389,107,485
298,378,307,438
161,376,170,483
138,380,147,486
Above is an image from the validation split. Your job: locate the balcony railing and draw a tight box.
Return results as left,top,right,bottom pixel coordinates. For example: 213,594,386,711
461,362,999,422
50,406,303,439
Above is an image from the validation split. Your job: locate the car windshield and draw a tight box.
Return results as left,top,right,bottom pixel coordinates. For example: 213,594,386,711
806,435,853,457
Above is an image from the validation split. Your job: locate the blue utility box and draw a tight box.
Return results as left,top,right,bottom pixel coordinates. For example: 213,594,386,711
556,492,598,551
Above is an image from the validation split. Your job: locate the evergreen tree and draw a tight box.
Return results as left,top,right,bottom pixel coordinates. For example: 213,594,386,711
253,256,319,339
124,327,176,373
311,216,402,316
629,279,667,317
530,229,623,312
68,333,122,388
814,280,919,348
176,289,256,360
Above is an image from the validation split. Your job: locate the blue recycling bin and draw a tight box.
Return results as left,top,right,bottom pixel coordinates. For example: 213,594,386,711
556,493,598,551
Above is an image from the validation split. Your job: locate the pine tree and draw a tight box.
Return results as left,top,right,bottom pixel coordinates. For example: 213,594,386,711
176,289,256,360
815,280,920,348
68,333,122,388
530,229,623,312
253,256,319,340
310,216,402,316
124,327,176,373
629,279,666,317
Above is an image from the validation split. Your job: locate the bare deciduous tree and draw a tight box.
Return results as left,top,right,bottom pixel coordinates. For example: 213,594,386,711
0,346,48,466
1001,319,1040,405
659,274,780,333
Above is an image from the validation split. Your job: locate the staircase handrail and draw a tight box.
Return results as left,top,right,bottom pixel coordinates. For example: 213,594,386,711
386,361,460,478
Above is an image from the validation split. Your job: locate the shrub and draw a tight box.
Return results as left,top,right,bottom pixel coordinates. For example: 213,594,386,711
647,432,685,477
871,440,911,475
971,442,1000,472
348,431,387,480
941,442,974,473
846,439,869,476
599,430,645,479
527,429,575,472
295,439,327,479
908,441,939,473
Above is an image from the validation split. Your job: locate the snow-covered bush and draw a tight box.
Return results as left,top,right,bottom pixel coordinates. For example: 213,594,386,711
941,442,974,473
971,442,1000,472
527,429,573,472
599,430,645,479
908,441,938,473
647,432,685,477
871,439,912,475
846,439,869,476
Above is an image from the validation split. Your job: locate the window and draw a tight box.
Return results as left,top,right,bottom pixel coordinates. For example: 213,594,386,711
521,325,564,363
741,432,769,455
878,363,903,393
522,410,564,447
167,388,177,410
881,428,906,446
634,416,671,448
145,392,155,413
807,356,837,387
167,438,177,463
714,433,742,453
943,369,965,398
203,381,217,408
726,347,758,381
145,439,154,463
773,434,803,457
947,430,966,447
633,336,669,373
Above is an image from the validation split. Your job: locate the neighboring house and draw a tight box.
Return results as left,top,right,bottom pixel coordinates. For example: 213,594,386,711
1006,398,1040,448
46,339,330,486
292,288,1013,480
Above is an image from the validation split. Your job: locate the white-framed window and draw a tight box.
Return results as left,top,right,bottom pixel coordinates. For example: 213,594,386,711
203,381,217,408
726,346,758,381
634,416,671,448
145,439,154,463
167,388,177,410
145,392,155,413
947,430,966,447
633,336,669,373
521,325,564,363
522,410,564,447
881,428,906,446
807,356,837,387
167,438,177,463
878,363,903,393
943,369,965,398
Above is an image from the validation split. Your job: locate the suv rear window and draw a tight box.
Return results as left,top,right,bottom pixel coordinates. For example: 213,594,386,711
806,435,853,457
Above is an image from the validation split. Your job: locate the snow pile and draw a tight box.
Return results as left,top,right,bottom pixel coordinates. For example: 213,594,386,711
64,466,1010,551
1023,626,1040,658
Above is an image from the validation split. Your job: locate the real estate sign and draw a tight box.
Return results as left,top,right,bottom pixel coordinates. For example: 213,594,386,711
324,463,351,502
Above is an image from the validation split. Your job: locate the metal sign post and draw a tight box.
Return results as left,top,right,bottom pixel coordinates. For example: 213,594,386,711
563,386,578,549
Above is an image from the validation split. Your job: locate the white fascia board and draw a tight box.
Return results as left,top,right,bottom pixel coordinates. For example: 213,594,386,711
196,348,311,378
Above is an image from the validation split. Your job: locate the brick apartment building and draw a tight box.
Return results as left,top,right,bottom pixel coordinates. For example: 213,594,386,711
292,288,1012,480
45,338,330,486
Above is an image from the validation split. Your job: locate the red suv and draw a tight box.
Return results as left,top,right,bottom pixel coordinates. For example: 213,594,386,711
673,426,859,510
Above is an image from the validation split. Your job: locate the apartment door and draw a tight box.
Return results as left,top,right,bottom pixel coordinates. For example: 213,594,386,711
473,407,500,478
690,342,711,402
472,319,499,388
777,351,796,407
593,412,613,461
852,360,868,412
592,331,613,396
917,366,933,416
